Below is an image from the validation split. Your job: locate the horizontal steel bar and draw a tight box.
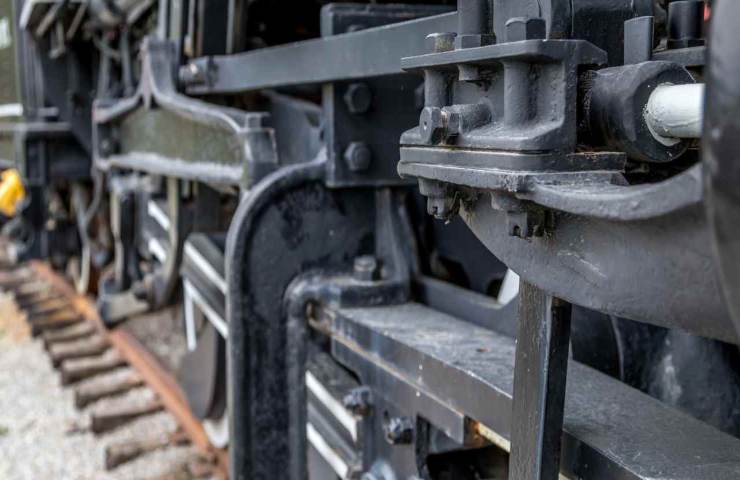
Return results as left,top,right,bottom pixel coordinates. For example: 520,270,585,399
330,302,740,480
185,12,457,95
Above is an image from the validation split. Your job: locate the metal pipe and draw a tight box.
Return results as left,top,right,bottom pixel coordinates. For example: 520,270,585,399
645,83,704,143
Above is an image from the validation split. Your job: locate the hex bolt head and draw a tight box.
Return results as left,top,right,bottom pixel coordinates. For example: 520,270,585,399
426,32,457,53
385,416,414,445
419,107,446,145
99,137,119,156
343,386,373,416
179,62,207,86
505,16,546,42
353,255,380,281
419,107,461,145
344,83,373,114
99,139,114,156
343,142,372,172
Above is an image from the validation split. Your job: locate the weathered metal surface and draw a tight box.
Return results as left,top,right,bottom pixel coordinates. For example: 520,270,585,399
703,0,740,337
330,302,740,479
458,193,735,343
184,10,456,95
94,39,277,188
509,284,571,480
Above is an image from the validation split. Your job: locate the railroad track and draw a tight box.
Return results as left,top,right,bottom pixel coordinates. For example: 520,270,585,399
0,260,229,479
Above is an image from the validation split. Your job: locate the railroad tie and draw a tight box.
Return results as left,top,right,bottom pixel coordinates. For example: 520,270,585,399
105,429,190,469
49,335,110,367
16,290,64,310
12,280,52,299
42,322,97,349
90,398,164,434
0,267,33,288
60,351,127,385
75,372,144,408
27,297,70,320
30,309,83,336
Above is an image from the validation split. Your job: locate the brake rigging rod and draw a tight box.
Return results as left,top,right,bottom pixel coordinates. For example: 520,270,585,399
509,282,572,480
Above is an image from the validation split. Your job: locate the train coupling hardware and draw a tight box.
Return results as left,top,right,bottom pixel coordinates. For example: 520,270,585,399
399,9,706,225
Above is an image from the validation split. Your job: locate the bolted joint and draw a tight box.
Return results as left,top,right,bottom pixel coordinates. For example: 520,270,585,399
179,58,216,87
385,416,414,445
344,83,373,115
343,142,373,172
179,62,206,86
343,386,373,416
505,16,547,43
443,103,491,135
419,107,460,145
353,255,380,282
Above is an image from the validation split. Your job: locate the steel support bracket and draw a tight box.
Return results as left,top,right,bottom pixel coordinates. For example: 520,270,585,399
93,38,278,189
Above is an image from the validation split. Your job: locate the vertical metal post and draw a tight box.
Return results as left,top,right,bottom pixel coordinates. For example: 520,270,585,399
623,16,654,65
509,281,572,480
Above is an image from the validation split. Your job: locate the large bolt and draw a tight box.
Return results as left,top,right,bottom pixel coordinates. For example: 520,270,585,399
419,107,460,145
343,142,372,172
344,83,372,114
99,137,119,157
426,32,457,53
353,255,380,282
343,386,372,416
179,62,206,86
385,416,414,445
505,17,546,42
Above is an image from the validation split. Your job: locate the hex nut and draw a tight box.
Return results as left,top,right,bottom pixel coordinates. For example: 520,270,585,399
344,83,373,114
385,416,414,445
426,32,457,53
343,142,372,172
353,256,380,282
343,386,373,415
505,17,546,42
419,107,446,145
454,33,495,49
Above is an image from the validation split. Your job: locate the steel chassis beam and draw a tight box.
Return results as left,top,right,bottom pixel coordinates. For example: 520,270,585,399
328,302,740,479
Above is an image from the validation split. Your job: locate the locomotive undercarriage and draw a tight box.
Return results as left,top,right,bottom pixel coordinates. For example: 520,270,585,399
2,0,740,479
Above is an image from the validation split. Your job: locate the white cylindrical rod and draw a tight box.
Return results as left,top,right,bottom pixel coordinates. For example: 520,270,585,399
645,83,704,143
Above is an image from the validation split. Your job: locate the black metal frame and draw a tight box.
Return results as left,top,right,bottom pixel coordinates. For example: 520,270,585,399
6,1,740,480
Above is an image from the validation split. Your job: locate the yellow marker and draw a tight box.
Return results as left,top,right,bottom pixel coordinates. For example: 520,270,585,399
0,169,26,217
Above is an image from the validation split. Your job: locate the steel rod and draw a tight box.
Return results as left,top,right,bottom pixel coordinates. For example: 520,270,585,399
509,281,572,480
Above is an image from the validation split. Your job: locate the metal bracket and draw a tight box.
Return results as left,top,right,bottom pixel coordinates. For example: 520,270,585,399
94,38,278,189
